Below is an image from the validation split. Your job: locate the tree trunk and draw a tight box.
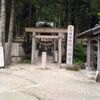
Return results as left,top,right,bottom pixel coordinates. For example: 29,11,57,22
29,4,32,26
74,0,79,35
0,0,6,46
75,14,79,35
58,9,61,28
5,0,15,66
68,0,72,25
68,13,71,25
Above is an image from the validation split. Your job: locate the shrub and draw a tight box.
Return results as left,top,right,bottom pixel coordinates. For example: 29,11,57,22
73,42,86,69
74,42,86,61
73,59,85,69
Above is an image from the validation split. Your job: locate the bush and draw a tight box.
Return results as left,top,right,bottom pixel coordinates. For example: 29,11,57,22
62,42,86,69
73,42,86,69
73,59,85,69
74,42,86,61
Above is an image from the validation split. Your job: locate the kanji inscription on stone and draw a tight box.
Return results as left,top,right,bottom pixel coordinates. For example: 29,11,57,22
66,25,74,65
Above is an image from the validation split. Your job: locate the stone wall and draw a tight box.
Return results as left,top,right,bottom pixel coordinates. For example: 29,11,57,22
5,42,25,63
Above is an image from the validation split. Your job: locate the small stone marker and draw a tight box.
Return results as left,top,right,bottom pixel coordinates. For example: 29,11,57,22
42,52,47,68
0,47,4,67
96,71,100,82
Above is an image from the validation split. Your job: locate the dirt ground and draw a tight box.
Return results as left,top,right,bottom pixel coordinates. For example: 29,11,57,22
0,64,100,100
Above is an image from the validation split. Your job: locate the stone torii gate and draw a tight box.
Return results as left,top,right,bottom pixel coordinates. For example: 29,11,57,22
25,26,74,66
25,27,67,64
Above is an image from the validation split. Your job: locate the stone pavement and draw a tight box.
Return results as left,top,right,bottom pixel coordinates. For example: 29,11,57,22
0,64,100,100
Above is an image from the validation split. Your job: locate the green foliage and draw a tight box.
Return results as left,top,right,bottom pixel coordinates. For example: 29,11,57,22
73,59,85,69
74,42,86,61
91,0,100,13
73,42,86,69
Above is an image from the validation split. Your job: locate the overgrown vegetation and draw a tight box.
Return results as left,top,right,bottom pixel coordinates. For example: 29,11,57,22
73,42,86,69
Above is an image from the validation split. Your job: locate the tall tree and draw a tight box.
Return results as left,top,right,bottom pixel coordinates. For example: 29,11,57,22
91,0,100,13
5,0,15,66
0,0,6,46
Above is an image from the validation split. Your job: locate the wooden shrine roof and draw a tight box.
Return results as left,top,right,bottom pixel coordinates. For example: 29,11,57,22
76,25,100,38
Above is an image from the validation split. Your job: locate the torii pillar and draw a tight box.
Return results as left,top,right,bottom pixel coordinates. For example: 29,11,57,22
31,32,36,64
97,35,100,70
58,33,62,64
86,37,91,70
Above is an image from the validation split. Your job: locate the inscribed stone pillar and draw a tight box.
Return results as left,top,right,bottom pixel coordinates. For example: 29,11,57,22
97,35,100,70
31,32,36,64
66,25,74,65
58,33,62,64
86,37,91,70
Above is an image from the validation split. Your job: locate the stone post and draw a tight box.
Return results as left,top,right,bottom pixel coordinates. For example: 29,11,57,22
54,41,58,62
91,42,94,69
86,37,91,70
31,32,36,64
42,52,47,68
54,41,56,51
97,35,100,70
58,33,62,64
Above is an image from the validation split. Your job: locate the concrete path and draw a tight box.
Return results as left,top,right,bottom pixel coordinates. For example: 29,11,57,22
0,64,100,100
